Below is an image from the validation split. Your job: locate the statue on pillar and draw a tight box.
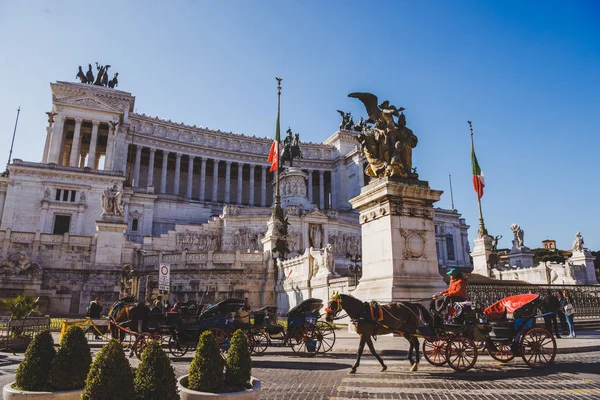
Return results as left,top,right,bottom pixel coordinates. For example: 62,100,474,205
280,128,302,168
572,231,584,252
510,224,525,248
350,92,418,178
101,183,124,218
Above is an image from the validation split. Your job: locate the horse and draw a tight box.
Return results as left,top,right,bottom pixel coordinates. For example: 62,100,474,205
325,292,430,373
108,300,150,341
85,64,95,84
76,66,87,84
108,72,119,88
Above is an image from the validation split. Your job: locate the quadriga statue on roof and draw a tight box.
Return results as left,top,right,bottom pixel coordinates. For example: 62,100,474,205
349,93,418,178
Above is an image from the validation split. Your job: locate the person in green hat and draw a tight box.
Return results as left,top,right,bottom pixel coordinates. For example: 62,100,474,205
431,268,467,313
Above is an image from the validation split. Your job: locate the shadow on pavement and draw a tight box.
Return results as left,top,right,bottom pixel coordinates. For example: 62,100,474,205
252,360,352,371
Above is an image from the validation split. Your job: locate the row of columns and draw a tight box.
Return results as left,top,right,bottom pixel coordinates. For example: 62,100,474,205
130,145,336,208
68,118,102,168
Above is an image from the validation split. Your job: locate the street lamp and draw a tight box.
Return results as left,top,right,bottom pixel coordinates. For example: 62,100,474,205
346,253,362,289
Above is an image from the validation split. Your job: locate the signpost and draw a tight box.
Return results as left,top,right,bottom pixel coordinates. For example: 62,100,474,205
158,264,170,291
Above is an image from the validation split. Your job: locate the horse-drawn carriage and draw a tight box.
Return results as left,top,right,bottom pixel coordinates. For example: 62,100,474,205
325,292,557,374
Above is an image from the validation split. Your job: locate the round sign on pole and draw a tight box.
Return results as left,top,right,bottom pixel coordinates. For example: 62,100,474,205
159,264,170,291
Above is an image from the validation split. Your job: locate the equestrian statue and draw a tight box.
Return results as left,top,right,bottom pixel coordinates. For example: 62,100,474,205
280,128,303,168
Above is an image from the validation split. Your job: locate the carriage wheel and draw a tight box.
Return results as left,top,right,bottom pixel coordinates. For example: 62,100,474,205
422,338,447,366
208,328,230,352
168,335,189,358
315,321,336,353
250,331,269,354
289,326,320,356
487,341,515,363
520,327,557,369
133,333,153,359
445,336,478,372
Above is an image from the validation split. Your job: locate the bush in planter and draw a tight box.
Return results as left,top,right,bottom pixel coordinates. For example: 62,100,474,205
81,339,135,400
134,340,178,400
13,330,55,391
225,329,252,390
188,330,225,392
47,326,92,390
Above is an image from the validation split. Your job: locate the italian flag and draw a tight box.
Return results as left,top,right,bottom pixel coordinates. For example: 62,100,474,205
471,142,485,199
268,107,280,172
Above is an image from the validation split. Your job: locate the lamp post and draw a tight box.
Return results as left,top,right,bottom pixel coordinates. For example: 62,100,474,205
346,253,362,289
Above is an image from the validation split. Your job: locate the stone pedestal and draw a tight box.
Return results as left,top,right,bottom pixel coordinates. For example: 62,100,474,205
569,250,597,284
262,215,283,312
508,244,534,269
279,167,315,211
94,220,127,265
349,177,446,302
471,236,493,277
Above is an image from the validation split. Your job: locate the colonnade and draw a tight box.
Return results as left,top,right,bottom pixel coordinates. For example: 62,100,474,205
127,145,335,209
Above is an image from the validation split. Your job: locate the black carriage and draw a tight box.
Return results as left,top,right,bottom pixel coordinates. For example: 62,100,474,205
422,294,557,371
284,298,336,356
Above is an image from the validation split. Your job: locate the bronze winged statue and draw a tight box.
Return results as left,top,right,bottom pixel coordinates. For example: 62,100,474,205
349,92,417,178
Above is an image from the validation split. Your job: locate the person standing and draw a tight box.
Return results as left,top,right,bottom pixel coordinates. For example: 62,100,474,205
563,290,576,338
542,290,561,338
88,298,103,339
556,291,569,335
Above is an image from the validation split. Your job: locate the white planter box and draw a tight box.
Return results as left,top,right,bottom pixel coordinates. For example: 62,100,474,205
3,383,82,400
177,375,261,400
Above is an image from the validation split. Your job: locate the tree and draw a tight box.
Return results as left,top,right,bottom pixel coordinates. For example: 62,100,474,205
533,248,565,265
134,340,178,400
1,295,40,319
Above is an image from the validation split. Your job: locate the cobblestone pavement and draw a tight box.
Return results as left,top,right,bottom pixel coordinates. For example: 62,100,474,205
2,350,600,399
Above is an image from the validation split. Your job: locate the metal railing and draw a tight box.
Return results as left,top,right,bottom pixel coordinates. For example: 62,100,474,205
468,284,600,319
2,316,51,351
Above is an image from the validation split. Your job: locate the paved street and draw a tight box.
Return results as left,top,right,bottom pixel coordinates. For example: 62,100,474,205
2,329,600,399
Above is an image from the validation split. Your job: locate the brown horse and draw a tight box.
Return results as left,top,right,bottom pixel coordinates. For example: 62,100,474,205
108,300,150,341
325,292,430,373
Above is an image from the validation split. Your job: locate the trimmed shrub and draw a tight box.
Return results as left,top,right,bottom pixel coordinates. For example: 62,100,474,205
48,326,92,390
14,330,56,391
225,329,252,390
188,331,225,392
134,340,178,400
81,339,135,400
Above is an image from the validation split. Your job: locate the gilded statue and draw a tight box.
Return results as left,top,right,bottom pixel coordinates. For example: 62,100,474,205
349,93,418,178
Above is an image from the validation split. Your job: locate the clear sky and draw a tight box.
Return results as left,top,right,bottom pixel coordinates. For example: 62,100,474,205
1,1,599,251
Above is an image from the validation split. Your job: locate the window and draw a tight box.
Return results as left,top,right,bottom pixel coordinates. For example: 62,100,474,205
131,218,139,232
53,215,71,235
55,189,76,203
446,234,455,261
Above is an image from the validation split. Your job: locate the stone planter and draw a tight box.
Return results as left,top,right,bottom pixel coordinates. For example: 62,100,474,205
3,383,82,400
177,375,261,400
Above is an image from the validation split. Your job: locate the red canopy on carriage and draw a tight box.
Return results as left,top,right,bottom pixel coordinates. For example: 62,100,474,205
483,293,540,321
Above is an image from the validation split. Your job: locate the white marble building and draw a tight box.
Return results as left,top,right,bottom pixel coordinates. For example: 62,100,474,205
0,79,471,314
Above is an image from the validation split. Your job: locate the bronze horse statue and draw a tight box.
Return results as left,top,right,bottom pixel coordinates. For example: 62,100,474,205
325,292,430,373
108,299,150,341
76,66,87,84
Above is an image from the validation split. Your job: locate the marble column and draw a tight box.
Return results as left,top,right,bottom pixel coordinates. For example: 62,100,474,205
161,151,169,193
79,153,87,168
69,118,83,167
319,170,325,209
0,191,7,223
330,169,338,210
133,146,142,187
104,123,116,171
237,163,243,205
212,159,219,202
174,153,182,195
261,166,267,207
199,158,207,200
187,156,195,199
86,120,100,168
225,161,232,203
358,161,365,188
147,148,156,187
47,114,65,164
248,165,255,206
307,170,313,203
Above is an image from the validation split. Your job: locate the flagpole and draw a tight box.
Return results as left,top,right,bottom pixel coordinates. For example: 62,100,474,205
274,77,282,212
469,121,488,238
5,107,21,175
448,173,455,210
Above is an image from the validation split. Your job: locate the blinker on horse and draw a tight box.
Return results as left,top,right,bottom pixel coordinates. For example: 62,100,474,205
325,292,430,373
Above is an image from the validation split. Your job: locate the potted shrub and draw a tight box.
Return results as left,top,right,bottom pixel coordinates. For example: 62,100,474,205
48,326,92,391
81,339,135,400
178,330,261,400
134,340,178,400
2,330,83,399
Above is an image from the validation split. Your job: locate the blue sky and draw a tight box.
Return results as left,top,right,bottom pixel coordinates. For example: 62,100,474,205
1,1,599,250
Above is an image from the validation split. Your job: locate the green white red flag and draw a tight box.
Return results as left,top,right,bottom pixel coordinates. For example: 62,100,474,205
268,107,280,172
471,142,485,199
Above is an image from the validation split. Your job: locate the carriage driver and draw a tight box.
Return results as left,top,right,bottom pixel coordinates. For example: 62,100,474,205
431,268,467,312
